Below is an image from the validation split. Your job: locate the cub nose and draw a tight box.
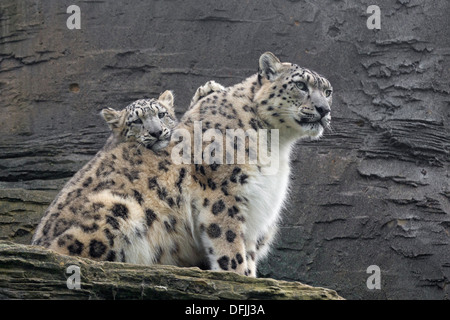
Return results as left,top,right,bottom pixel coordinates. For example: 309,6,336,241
315,106,330,118
150,130,163,138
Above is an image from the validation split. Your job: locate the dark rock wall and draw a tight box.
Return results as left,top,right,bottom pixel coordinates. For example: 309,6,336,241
0,0,449,299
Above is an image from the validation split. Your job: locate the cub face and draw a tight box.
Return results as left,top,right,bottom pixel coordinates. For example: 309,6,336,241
257,52,333,140
101,90,177,151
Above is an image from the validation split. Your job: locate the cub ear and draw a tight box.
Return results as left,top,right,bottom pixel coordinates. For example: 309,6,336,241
101,108,121,129
258,52,283,81
158,90,174,109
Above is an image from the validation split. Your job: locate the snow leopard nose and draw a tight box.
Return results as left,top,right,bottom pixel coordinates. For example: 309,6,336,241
149,130,163,138
315,106,330,118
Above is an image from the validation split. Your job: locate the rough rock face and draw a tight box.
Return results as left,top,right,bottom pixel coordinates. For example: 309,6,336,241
0,0,449,299
0,241,343,300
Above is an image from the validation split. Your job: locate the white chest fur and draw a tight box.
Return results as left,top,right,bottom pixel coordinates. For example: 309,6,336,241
242,145,292,242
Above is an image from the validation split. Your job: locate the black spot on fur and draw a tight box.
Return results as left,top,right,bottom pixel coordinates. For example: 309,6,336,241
236,253,243,264
148,177,159,190
68,239,84,255
226,230,237,243
221,180,229,196
175,168,186,193
167,197,175,207
81,223,99,233
132,189,143,205
230,167,241,183
53,219,70,237
82,177,93,187
211,200,225,215
207,223,222,238
203,198,210,207
164,216,177,232
93,180,116,192
158,160,171,172
106,215,120,230
89,239,107,258
145,209,157,227
227,206,240,218
210,163,220,171
123,169,140,182
249,118,264,131
240,174,249,184
96,161,115,178
207,178,216,190
111,203,128,219
231,259,237,270
104,229,115,246
157,187,168,200
217,256,230,271
106,250,116,261
249,119,258,131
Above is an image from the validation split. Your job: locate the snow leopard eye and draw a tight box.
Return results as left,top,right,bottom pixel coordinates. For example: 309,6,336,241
158,112,167,119
296,81,308,92
133,118,143,124
325,89,332,97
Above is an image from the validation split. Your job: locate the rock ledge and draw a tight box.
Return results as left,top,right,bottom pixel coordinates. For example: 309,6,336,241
0,241,343,300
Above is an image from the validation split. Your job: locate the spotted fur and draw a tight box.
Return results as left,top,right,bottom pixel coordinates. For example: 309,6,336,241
32,53,332,278
190,80,225,108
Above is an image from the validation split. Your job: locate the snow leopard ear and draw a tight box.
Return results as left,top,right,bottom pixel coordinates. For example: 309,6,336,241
258,52,283,82
101,107,121,130
158,90,174,109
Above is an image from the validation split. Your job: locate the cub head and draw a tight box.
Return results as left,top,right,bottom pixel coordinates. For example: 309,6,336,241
101,90,177,150
256,52,332,140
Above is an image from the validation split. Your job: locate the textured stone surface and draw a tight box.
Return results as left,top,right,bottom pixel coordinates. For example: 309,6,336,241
0,241,343,300
0,0,449,299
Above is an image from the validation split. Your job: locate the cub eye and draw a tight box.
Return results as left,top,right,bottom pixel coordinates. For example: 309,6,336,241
133,118,143,124
296,82,308,92
158,112,166,119
325,89,332,97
